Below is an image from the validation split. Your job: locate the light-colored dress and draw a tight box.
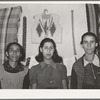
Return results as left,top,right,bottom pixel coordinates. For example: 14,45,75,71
0,62,28,89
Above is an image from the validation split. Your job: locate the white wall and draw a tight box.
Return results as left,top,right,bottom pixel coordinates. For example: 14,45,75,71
21,3,87,59
0,2,87,75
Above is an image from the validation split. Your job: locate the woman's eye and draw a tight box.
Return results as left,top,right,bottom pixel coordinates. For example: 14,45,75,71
83,41,87,44
91,41,94,43
9,49,13,52
50,47,54,50
17,50,20,52
44,47,48,49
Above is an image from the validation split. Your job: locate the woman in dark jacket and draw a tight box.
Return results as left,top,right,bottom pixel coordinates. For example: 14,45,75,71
71,32,100,89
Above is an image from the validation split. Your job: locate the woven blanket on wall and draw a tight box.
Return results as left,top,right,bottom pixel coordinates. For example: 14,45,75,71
0,6,22,63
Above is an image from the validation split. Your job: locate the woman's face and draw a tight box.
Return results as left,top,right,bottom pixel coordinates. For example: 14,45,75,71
40,42,55,60
81,35,97,55
6,44,22,62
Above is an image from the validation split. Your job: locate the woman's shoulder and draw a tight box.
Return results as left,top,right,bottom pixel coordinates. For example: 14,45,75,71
73,56,83,67
56,63,66,66
56,63,67,71
30,63,41,70
29,64,41,77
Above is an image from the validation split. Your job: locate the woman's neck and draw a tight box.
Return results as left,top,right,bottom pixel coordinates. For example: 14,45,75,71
8,60,18,68
44,58,52,64
84,53,95,63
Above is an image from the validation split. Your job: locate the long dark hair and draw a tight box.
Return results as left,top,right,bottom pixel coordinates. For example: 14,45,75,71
5,42,25,61
35,38,63,63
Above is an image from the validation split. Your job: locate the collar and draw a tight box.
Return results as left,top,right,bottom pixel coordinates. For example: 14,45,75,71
3,60,24,73
40,60,56,69
84,54,100,67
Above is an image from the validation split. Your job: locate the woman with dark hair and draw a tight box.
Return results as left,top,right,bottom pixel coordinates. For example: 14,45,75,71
0,42,29,89
29,38,67,89
5,42,26,61
35,38,63,63
71,32,100,89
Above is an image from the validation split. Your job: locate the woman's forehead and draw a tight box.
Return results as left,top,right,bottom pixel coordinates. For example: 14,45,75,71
43,42,54,46
9,44,20,49
83,35,95,40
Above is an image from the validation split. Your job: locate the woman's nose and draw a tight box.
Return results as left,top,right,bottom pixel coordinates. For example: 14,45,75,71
13,50,17,54
87,43,91,48
47,48,51,53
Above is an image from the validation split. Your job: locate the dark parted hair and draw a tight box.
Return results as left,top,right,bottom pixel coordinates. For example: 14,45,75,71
5,42,25,61
80,32,98,44
35,38,63,63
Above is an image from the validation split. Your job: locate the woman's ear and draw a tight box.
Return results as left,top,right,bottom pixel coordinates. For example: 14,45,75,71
96,43,98,47
40,47,42,53
81,44,84,49
20,53,22,57
6,52,8,57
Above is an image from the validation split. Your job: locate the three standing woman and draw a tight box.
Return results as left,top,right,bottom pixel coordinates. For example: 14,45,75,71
1,32,99,89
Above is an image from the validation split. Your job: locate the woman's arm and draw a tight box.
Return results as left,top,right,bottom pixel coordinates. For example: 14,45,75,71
29,66,37,89
62,79,67,89
23,71,30,89
61,64,68,89
71,67,77,89
31,83,37,89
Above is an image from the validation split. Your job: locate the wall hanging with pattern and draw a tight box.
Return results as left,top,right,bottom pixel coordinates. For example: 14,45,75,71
31,9,62,44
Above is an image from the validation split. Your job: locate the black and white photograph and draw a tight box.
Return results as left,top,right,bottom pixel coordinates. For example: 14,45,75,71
0,0,100,99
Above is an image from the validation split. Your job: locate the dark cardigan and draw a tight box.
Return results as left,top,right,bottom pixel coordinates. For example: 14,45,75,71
71,55,100,89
